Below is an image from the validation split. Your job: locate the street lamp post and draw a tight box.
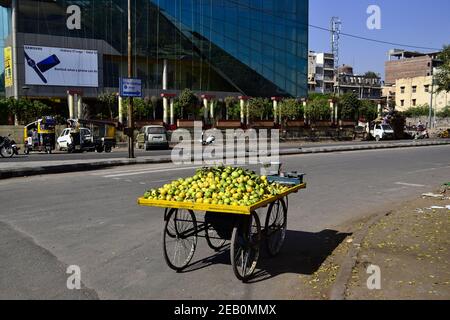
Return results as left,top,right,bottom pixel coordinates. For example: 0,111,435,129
127,0,135,158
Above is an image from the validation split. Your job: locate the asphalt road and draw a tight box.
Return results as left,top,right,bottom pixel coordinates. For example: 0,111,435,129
1,139,435,163
0,145,449,299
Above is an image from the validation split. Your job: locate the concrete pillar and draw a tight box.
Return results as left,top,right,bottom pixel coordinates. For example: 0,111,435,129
68,92,74,119
203,98,209,122
225,103,229,120
273,100,278,124
302,99,308,124
77,95,83,119
118,95,124,124
240,98,245,124
329,99,335,124
170,98,175,126
163,97,169,125
162,59,168,91
246,101,250,126
378,102,382,117
334,102,339,124
210,100,215,121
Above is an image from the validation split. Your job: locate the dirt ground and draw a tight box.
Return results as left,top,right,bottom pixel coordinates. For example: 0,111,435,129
298,184,450,300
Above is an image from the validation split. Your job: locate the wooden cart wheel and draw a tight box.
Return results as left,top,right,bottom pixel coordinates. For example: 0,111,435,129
163,208,198,272
265,198,288,257
230,212,261,282
205,223,227,252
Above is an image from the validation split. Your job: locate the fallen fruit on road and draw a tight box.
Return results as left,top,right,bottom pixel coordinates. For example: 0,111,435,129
143,166,291,206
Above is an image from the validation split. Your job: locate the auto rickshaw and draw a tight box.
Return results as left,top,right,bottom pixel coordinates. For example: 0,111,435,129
23,117,56,154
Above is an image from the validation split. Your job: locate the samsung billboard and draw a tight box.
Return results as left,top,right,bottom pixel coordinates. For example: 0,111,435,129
24,45,98,87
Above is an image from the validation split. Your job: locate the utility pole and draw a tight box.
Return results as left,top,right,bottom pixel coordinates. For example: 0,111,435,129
428,66,435,129
11,0,19,125
331,17,342,97
127,0,135,158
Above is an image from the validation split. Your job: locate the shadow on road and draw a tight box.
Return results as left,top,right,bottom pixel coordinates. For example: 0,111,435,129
181,229,351,283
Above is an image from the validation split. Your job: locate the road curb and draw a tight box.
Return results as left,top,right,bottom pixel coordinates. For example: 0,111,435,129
1,140,449,180
329,211,392,300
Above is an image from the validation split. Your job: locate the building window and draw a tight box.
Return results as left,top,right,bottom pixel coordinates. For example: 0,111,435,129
412,86,417,93
400,86,405,94
424,85,430,92
401,100,405,107
412,99,417,106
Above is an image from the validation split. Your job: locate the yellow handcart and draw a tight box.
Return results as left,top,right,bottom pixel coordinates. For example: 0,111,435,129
138,175,306,282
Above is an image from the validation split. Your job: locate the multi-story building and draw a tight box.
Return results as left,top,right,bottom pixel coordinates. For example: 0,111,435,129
385,49,440,86
395,76,449,112
308,51,335,94
0,0,309,107
336,65,382,101
384,49,448,112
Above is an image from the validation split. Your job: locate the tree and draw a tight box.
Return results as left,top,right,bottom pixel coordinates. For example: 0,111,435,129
402,105,430,118
224,96,240,120
278,99,303,124
364,71,379,79
435,45,450,93
248,97,272,120
339,92,361,120
98,92,117,119
359,100,378,122
0,98,10,124
177,88,199,118
133,97,153,120
305,95,331,122
437,105,450,118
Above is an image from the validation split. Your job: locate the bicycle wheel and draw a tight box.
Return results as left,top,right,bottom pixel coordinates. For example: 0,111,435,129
265,198,288,257
163,209,198,272
230,212,261,282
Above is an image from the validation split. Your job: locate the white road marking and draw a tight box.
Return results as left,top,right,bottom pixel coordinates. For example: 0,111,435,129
395,182,427,188
92,165,179,176
103,165,202,178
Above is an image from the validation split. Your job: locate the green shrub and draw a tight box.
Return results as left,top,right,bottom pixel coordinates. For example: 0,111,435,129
402,105,430,118
437,105,450,118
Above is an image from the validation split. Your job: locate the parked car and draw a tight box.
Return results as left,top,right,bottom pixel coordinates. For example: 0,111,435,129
370,124,395,141
136,125,169,150
57,127,95,153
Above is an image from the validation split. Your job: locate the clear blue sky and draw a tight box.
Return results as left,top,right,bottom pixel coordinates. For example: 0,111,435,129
309,0,450,79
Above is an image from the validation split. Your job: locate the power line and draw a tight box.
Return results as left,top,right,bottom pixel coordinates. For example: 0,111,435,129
222,0,441,52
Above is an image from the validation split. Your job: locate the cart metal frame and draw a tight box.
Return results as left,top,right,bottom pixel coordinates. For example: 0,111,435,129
138,181,306,282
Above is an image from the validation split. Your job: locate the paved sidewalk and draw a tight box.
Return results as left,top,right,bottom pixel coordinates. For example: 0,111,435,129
1,139,449,179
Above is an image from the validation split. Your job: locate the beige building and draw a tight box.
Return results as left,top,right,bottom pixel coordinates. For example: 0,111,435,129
395,76,449,112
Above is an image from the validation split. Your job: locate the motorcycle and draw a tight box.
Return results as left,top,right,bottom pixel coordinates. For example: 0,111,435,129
200,131,216,146
0,134,19,158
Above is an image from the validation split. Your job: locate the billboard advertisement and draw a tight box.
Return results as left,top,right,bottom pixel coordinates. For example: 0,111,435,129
24,45,98,87
4,47,13,88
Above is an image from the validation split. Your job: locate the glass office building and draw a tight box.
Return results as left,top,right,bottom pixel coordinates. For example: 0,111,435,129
1,0,308,98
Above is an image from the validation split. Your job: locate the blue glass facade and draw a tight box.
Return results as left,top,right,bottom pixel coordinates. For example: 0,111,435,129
1,0,308,98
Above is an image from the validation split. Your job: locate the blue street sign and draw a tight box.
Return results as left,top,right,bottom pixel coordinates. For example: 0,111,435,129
120,78,142,97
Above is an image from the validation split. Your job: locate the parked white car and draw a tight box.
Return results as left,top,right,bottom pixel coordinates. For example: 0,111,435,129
370,124,395,141
57,127,94,152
